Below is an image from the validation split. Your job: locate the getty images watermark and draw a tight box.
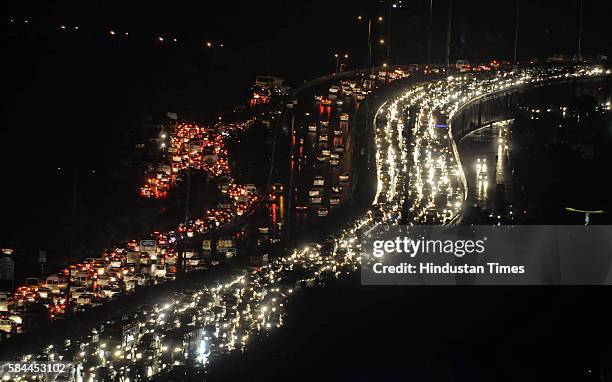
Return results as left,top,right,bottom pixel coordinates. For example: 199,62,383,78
361,225,612,285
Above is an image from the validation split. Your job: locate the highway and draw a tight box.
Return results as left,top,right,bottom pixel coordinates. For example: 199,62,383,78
457,119,516,223
1,64,610,381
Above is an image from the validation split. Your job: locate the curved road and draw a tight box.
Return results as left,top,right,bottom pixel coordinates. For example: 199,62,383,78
2,64,610,382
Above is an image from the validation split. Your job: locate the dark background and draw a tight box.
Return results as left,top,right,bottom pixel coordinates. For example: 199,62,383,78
4,0,609,261
2,2,612,379
209,276,612,382
3,0,612,175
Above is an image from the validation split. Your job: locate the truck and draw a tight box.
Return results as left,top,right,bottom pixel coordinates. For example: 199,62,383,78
455,59,471,72
0,292,12,313
126,251,140,265
139,240,158,257
217,237,237,259
202,239,212,251
158,164,172,176
249,254,269,272
99,319,140,350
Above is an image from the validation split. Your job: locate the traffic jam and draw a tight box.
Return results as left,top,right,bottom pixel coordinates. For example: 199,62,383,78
2,64,608,381
292,79,359,219
1,121,261,337
290,68,411,221
139,121,252,199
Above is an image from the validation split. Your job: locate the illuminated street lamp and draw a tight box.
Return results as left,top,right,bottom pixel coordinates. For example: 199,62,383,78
565,207,604,225
357,15,383,72
205,41,223,66
513,0,520,63
427,0,433,64
577,0,584,60
333,53,349,73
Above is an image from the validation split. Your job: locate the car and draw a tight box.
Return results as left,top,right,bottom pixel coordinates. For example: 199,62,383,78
329,85,339,94
330,197,341,205
307,123,317,132
0,293,13,313
340,113,349,121
100,285,122,299
313,176,325,187
546,53,569,63
336,99,344,106
333,128,342,136
329,158,340,166
123,272,137,284
317,207,329,217
139,253,151,265
332,184,343,194
295,205,308,212
339,172,350,182
0,319,16,334
70,287,90,301
272,183,284,194
25,278,40,289
456,59,470,71
314,94,322,102
77,293,94,306
316,155,328,163
476,157,487,177
45,275,68,293
309,196,322,204
135,273,150,286
335,144,345,153
96,275,110,287
318,134,328,142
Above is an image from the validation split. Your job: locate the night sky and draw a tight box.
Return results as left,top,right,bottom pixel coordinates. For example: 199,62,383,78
2,3,612,378
2,0,612,243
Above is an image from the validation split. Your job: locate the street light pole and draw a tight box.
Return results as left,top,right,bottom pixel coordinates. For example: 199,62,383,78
577,0,583,59
386,0,392,64
368,18,373,72
341,54,349,72
185,148,191,225
513,0,520,63
334,53,340,73
565,207,604,225
445,0,452,68
427,0,433,64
